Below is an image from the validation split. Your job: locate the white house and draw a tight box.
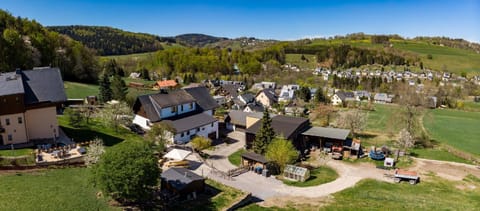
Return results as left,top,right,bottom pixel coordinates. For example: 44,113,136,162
279,84,300,102
331,91,355,106
132,86,220,144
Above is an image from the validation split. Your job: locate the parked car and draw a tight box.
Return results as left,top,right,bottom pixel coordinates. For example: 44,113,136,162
129,124,145,135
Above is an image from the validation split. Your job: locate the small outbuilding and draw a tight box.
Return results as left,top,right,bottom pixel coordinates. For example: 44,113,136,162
283,164,310,182
384,157,395,167
161,167,205,199
241,152,269,172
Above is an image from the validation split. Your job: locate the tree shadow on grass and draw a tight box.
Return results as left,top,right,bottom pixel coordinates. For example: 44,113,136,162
167,183,221,211
357,133,378,139
60,126,124,146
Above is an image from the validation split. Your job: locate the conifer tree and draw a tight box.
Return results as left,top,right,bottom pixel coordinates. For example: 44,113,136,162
111,74,128,101
98,72,113,103
253,109,275,154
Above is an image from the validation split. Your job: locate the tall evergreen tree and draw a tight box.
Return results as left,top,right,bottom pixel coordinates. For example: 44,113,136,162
111,74,128,101
98,72,113,103
253,109,275,154
141,68,150,80
315,88,326,104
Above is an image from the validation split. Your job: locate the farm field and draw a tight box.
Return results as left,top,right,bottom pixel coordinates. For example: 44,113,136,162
0,168,116,211
366,103,402,134
423,109,480,156
64,81,99,99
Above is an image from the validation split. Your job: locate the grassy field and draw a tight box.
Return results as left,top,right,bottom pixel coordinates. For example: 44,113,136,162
410,148,472,164
0,168,116,211
423,109,480,156
282,166,338,187
242,176,480,210
0,148,33,156
228,149,246,166
366,103,402,134
64,81,100,99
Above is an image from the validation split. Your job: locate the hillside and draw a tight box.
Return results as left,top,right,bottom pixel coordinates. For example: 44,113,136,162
174,33,228,47
0,10,98,83
48,25,174,55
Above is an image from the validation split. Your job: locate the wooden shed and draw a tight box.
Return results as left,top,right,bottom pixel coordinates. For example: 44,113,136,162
283,164,310,182
241,152,269,171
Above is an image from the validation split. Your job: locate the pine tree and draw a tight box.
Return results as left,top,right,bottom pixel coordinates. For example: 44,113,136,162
111,74,128,101
141,68,150,80
98,72,113,103
315,88,326,104
253,109,275,155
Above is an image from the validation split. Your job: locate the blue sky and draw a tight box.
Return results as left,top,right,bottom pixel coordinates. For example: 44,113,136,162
1,0,479,42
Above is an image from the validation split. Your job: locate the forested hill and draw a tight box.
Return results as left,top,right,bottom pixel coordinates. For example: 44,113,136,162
48,25,174,55
0,10,98,83
174,33,228,47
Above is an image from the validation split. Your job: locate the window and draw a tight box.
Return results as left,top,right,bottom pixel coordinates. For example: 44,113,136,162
197,128,200,132
189,102,194,109
186,131,190,135
6,118,10,126
202,127,205,131
171,106,177,113
211,123,214,127
180,104,184,112
8,134,12,141
18,117,22,124
181,133,184,137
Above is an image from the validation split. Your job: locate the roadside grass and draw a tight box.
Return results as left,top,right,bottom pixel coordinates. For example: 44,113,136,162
228,149,246,166
423,109,480,156
170,179,246,211
0,168,117,211
58,115,143,147
64,81,99,99
410,147,472,164
282,166,338,187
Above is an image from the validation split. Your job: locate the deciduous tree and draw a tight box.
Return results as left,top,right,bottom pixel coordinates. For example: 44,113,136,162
266,137,299,172
191,136,212,151
335,109,367,138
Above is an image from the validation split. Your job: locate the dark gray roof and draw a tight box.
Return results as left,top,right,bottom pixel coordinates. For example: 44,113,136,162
246,115,309,139
148,89,196,108
301,126,350,140
335,91,355,101
241,152,268,164
164,112,217,133
0,72,24,96
239,93,255,103
21,68,67,104
226,110,250,126
245,104,264,112
221,84,240,98
135,95,162,122
161,168,204,190
183,86,219,111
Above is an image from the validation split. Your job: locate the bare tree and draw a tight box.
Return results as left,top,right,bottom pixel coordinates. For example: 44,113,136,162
335,109,367,138
394,83,425,137
98,101,132,132
396,128,415,154
85,138,105,166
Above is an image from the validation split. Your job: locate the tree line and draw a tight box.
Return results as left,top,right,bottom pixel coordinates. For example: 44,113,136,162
0,10,99,83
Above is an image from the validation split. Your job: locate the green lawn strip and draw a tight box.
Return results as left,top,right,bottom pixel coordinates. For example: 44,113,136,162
0,148,33,156
58,115,143,147
64,81,99,99
228,149,247,167
423,109,480,156
410,148,472,164
0,168,117,211
282,166,338,187
322,178,480,210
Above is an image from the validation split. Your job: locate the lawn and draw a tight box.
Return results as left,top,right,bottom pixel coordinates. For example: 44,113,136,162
0,168,117,210
228,149,246,166
170,179,246,210
0,148,33,157
410,148,472,164
423,109,480,156
282,166,338,187
366,103,402,134
64,81,99,99
58,115,143,146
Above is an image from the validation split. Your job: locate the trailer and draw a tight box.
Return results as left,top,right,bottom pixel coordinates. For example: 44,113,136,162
394,169,419,185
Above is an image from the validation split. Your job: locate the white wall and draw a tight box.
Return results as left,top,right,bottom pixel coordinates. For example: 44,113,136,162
133,115,151,130
331,95,342,106
173,121,218,144
160,102,196,119
25,106,59,140
0,113,28,145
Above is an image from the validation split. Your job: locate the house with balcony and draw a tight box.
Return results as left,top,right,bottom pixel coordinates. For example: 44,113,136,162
132,86,219,144
0,68,67,146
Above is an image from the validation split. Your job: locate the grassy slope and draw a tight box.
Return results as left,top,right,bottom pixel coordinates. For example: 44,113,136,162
64,81,99,99
0,168,116,211
306,39,480,74
285,54,318,69
423,109,480,156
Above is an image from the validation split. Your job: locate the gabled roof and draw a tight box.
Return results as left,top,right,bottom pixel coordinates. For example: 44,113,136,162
149,90,196,108
246,115,309,139
183,86,219,111
301,126,350,140
161,168,204,190
245,104,264,113
239,93,255,104
335,91,355,101
21,68,67,104
241,152,268,164
221,84,240,98
163,112,217,133
256,88,278,103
